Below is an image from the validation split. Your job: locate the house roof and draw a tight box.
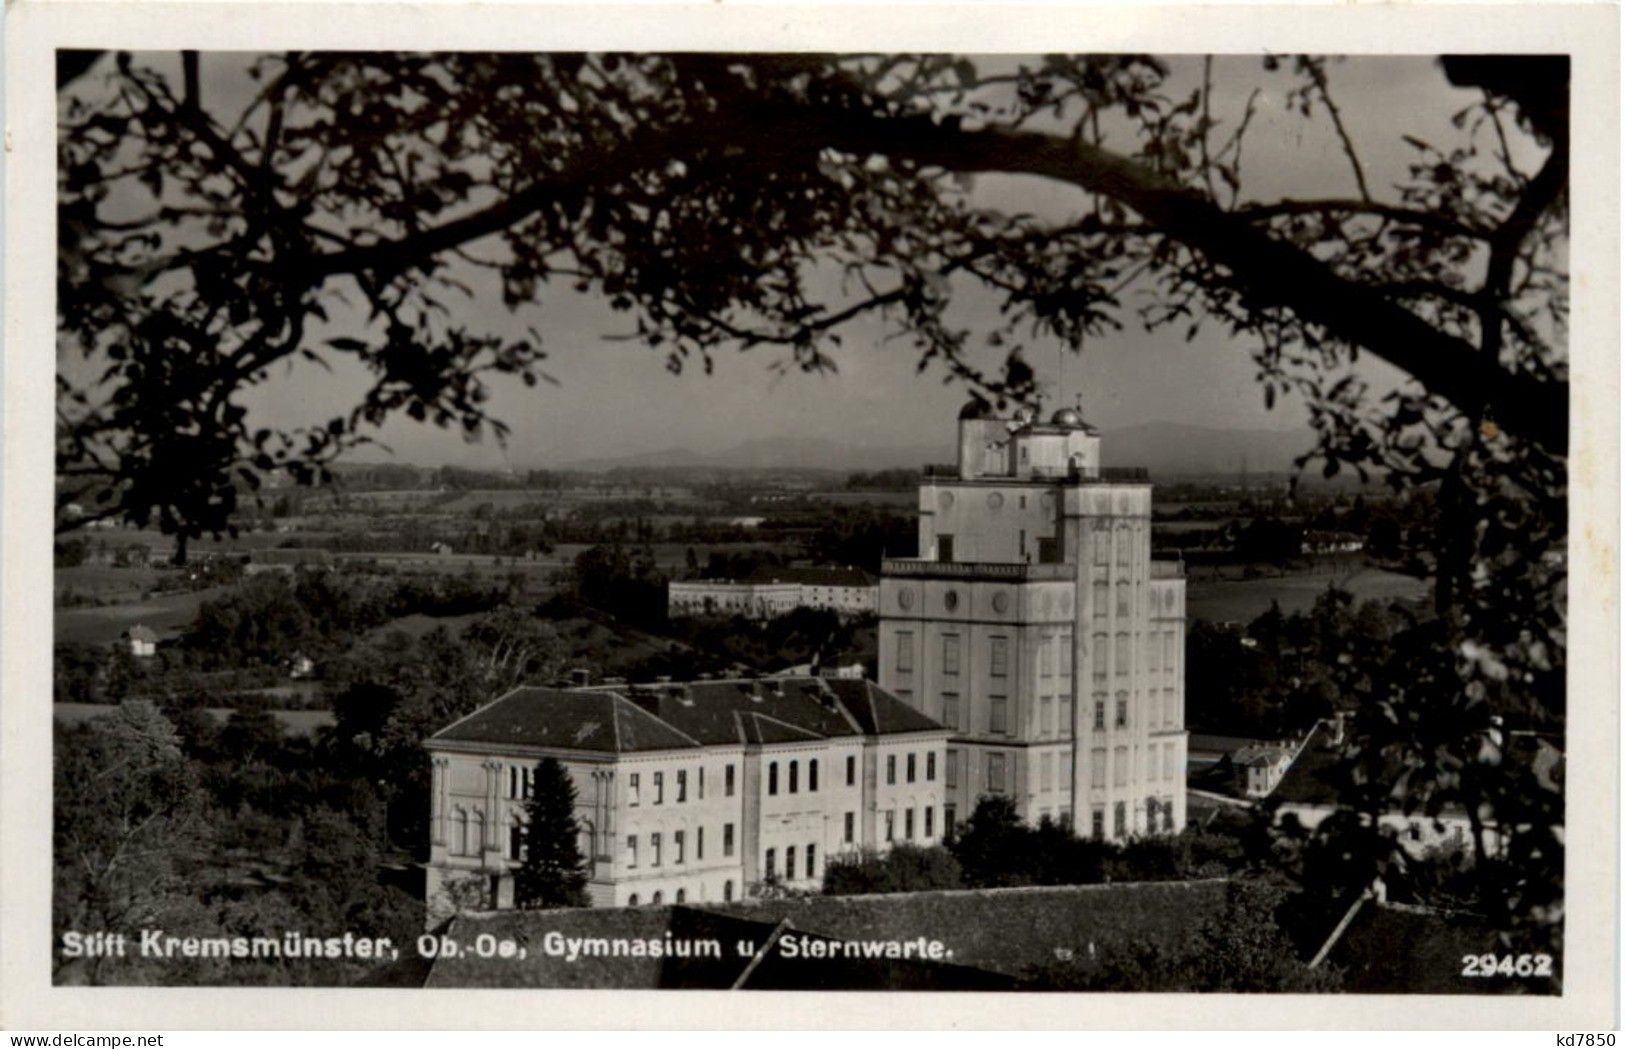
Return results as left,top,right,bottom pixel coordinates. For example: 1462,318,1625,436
430,677,947,754
125,625,158,642
1187,732,1273,755
616,678,862,745
1233,745,1290,767
744,565,876,588
428,688,699,753
821,678,945,736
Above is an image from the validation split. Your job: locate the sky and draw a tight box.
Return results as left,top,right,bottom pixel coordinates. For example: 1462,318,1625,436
62,53,1537,470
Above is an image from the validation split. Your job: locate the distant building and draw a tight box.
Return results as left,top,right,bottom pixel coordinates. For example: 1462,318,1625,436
877,401,1188,840
423,677,949,918
246,547,334,573
667,566,877,621
1301,530,1365,555
122,625,158,658
288,652,315,679
1269,723,1544,859
772,662,866,680
1232,744,1293,798
430,541,454,556
667,579,800,620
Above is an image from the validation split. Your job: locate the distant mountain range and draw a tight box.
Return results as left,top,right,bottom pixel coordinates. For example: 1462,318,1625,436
560,423,1318,478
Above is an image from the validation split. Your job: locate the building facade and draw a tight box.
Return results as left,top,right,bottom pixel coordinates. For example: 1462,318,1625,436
668,567,877,620
423,677,948,919
877,402,1187,841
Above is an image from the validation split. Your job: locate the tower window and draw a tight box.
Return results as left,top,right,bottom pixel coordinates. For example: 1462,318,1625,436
989,637,1009,677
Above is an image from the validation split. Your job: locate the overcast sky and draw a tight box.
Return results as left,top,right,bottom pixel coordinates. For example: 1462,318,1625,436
64,54,1536,469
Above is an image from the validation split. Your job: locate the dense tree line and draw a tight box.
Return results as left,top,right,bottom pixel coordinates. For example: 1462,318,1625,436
184,568,517,669
54,701,421,986
821,797,1256,899
1185,585,1404,739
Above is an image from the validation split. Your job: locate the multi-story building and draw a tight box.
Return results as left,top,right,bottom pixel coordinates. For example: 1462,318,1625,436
423,677,948,918
667,567,877,620
877,401,1187,841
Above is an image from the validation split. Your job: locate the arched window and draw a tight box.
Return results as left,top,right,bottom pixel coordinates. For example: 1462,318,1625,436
675,888,686,903
509,817,525,861
628,893,639,906
652,891,663,905
470,811,485,856
723,880,734,902
454,809,469,856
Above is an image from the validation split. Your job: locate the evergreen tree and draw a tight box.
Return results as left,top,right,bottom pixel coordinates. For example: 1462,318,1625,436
513,758,589,910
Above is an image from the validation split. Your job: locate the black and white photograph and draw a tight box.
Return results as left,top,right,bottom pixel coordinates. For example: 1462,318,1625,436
4,1,1619,1031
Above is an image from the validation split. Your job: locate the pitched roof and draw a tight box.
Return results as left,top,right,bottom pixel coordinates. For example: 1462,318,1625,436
430,677,946,753
745,565,876,588
429,688,698,753
822,679,945,736
611,678,865,745
738,711,827,745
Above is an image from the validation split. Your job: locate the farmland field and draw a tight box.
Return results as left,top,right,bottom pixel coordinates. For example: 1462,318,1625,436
54,585,231,645
54,703,335,736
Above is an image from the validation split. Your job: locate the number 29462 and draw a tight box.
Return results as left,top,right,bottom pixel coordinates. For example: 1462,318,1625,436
1460,953,1554,978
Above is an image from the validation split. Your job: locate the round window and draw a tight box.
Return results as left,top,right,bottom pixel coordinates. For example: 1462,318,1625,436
938,491,955,510
944,589,960,612
991,591,1009,613
898,588,915,611
987,492,1005,510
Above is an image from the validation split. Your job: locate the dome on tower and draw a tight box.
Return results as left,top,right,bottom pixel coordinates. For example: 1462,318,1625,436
1050,407,1084,427
958,397,997,421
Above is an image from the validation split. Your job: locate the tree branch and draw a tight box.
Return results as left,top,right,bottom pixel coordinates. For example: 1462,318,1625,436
753,104,1567,454
1234,199,1489,240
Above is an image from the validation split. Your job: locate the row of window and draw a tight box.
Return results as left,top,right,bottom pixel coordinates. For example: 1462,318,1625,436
1087,742,1182,788
763,843,820,882
893,634,1074,680
1086,632,1181,679
626,823,736,868
627,883,733,906
880,805,936,842
1091,528,1144,567
506,766,534,800
942,743,1180,798
1035,751,1075,793
770,756,833,795
1090,690,1182,732
1088,797,1177,839
881,751,936,786
629,764,736,807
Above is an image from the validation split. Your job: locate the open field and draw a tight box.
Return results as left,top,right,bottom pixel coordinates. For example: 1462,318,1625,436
56,563,170,604
54,703,335,736
1185,565,1427,623
806,490,917,508
55,585,230,645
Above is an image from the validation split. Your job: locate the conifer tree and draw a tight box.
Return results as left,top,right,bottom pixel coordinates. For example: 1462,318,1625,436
513,757,589,910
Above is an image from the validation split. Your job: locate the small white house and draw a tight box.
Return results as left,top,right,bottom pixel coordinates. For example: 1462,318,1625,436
123,625,158,658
